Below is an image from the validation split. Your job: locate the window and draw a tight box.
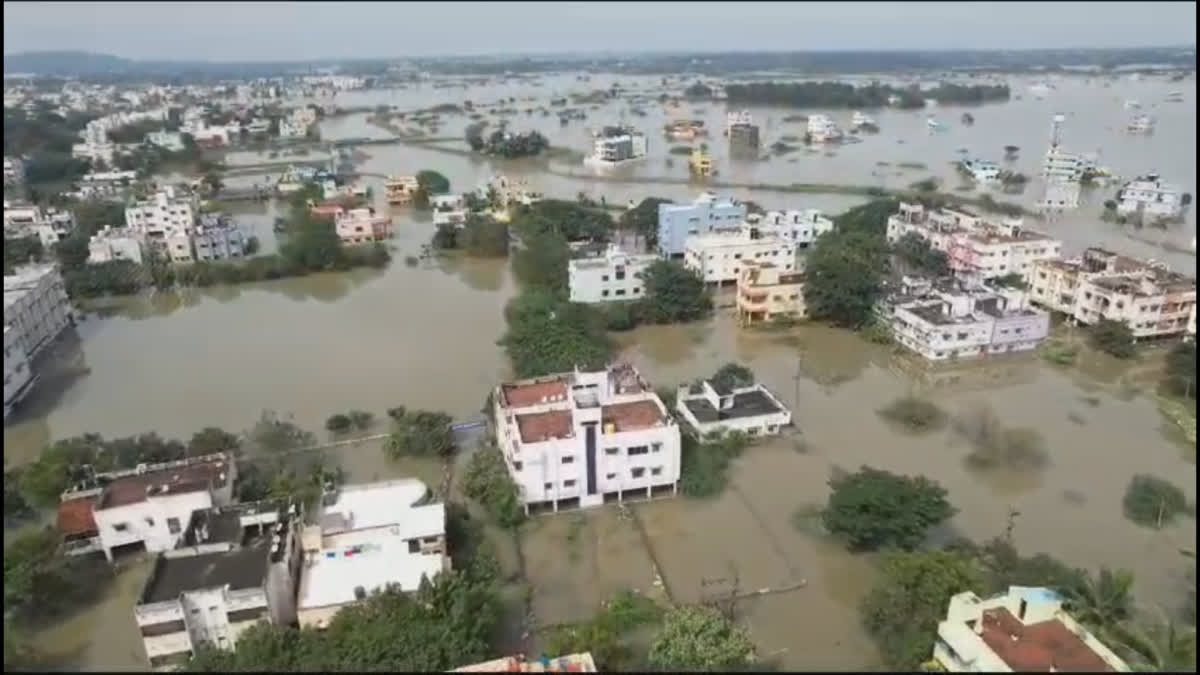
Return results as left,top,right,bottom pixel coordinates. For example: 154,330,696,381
651,467,663,476
615,289,626,296
651,442,662,453
615,270,626,280
631,467,646,478
632,287,641,294
409,539,420,553
167,517,181,535
628,445,649,456
145,517,155,527
512,461,523,471
601,290,609,297
113,522,130,532
605,447,619,455
601,275,609,282
606,473,617,480
562,455,575,464
564,479,577,488
544,482,553,490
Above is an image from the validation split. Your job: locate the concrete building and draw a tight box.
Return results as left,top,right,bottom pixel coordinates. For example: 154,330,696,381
3,325,34,420
674,376,792,438
126,187,197,262
492,364,681,513
3,203,75,248
192,214,247,262
88,226,146,264
933,586,1129,672
736,262,807,325
455,653,598,672
688,148,714,177
960,158,1001,183
385,175,420,205
61,454,238,563
432,194,468,227
3,156,24,186
886,202,1062,283
879,277,1051,361
296,479,448,629
134,504,301,670
1027,248,1196,339
146,131,186,152
334,207,391,244
567,244,658,304
807,114,842,142
585,126,648,166
1116,173,1186,221
4,264,72,359
657,192,748,258
683,228,796,285
750,209,834,249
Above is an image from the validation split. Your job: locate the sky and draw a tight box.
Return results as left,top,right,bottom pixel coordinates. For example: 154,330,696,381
3,1,1196,62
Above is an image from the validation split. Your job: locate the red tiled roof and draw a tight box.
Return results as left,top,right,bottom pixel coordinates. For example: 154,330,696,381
98,458,231,510
57,496,99,537
516,410,573,443
601,400,664,432
502,379,568,408
979,608,1113,672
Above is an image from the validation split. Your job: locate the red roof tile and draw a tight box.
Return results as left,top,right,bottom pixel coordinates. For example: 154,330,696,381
516,410,573,443
601,400,665,432
979,607,1113,672
57,496,98,537
502,379,568,408
98,458,231,510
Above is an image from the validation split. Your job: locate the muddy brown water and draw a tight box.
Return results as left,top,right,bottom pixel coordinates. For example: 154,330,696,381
6,73,1196,670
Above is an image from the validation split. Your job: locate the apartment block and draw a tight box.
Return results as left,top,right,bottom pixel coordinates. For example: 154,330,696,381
385,175,420,205
88,226,146,264
736,262,807,325
125,187,198,262
886,202,1062,283
934,586,1129,672
3,202,75,248
191,214,246,262
750,209,835,249
134,504,300,670
1116,173,1185,221
4,264,73,359
657,192,747,258
1028,247,1196,339
59,453,238,563
492,364,681,513
683,228,796,285
674,377,792,437
432,194,468,227
334,207,391,244
3,156,24,186
296,479,448,629
567,244,657,304
3,325,34,420
586,127,648,165
879,277,1050,362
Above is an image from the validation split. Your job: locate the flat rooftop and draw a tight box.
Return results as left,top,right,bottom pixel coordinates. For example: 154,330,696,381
98,456,231,509
502,378,568,408
683,388,784,423
601,400,665,432
516,409,574,443
320,478,442,537
979,607,1114,672
140,536,270,605
454,653,598,673
297,532,444,611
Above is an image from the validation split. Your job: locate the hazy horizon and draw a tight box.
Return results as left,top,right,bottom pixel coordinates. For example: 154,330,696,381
3,1,1197,63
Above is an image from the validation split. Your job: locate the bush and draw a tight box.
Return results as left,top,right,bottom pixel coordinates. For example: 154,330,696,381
462,445,525,528
877,396,947,433
415,170,450,195
710,363,754,392
1041,339,1079,366
384,409,454,458
1161,341,1196,400
679,431,750,499
1090,319,1136,359
325,414,352,432
822,466,956,551
1122,474,1189,529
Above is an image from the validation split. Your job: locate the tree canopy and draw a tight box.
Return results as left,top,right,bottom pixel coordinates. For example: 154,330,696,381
892,231,950,277
1090,319,1136,359
499,289,614,377
618,197,672,251
383,408,455,459
638,260,712,324
416,169,451,195
710,363,755,392
803,228,890,328
462,446,525,528
647,605,756,670
822,466,956,551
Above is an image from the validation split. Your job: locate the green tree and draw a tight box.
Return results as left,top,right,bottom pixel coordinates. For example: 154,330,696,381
892,231,950,277
325,414,352,432
499,289,613,377
710,363,754,392
512,230,570,291
457,214,509,257
822,466,956,551
1090,319,1136,359
804,229,889,328
1109,611,1197,672
415,170,451,195
1062,567,1136,633
619,197,672,251
247,411,316,454
187,427,241,456
384,409,455,458
1122,474,1188,530
860,550,982,670
679,431,750,499
638,260,712,324
462,446,525,528
3,236,45,273
647,605,756,670
1161,341,1196,400
3,466,35,524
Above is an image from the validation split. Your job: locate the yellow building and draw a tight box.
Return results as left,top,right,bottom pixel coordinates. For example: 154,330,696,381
688,148,714,177
385,175,420,205
736,262,807,325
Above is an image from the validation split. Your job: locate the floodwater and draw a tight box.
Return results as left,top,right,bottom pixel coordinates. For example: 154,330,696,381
5,72,1197,670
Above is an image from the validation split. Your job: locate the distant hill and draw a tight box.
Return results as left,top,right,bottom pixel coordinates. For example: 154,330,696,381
4,50,134,75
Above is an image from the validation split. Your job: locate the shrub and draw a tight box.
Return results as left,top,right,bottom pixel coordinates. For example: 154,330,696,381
1090,319,1136,359
953,406,1048,471
462,445,525,528
325,414,352,432
877,396,948,433
1122,474,1189,529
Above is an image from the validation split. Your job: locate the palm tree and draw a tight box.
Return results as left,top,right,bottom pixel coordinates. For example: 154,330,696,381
1109,610,1197,672
1062,567,1136,631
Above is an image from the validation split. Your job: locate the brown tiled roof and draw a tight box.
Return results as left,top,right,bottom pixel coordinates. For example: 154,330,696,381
57,496,99,537
502,379,568,408
98,457,231,510
515,410,573,443
601,400,665,432
979,607,1113,672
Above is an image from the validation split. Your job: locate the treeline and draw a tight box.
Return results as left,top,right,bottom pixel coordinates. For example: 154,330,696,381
723,81,1010,108
465,126,549,158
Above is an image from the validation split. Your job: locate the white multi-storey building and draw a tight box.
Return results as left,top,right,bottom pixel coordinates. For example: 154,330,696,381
3,325,34,420
933,586,1129,672
88,226,146,264
1116,173,1186,221
4,264,72,359
656,192,748,258
879,277,1050,362
333,207,391,244
1027,248,1196,339
134,504,301,671
886,202,1062,284
684,227,796,285
674,375,792,437
296,479,448,629
492,364,682,513
568,244,658,304
126,187,196,257
750,209,835,249
585,127,648,166
806,114,842,142
961,158,1001,183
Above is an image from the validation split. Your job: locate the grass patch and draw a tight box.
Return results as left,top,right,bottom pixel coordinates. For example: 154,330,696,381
877,396,948,433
